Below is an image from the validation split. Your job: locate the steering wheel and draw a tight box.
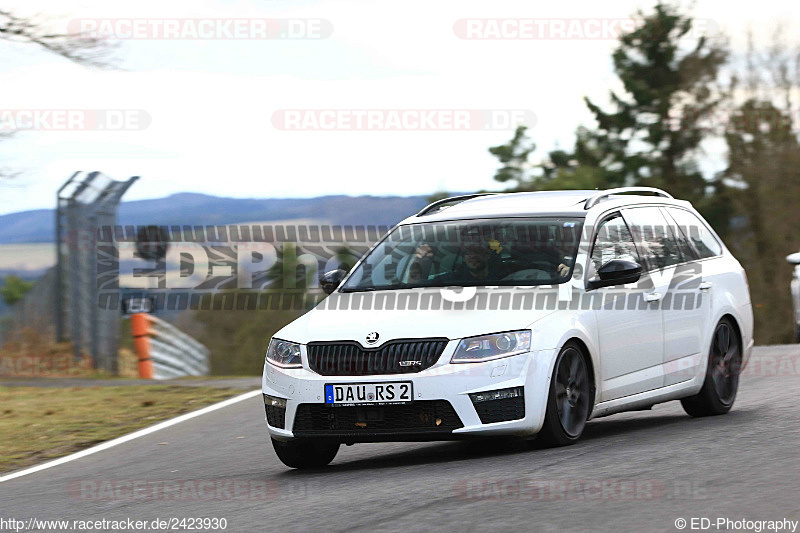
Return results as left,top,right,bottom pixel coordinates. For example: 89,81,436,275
502,269,552,281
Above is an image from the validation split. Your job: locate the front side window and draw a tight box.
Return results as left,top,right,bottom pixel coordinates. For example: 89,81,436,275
591,213,641,272
622,207,683,270
666,207,722,259
340,218,584,291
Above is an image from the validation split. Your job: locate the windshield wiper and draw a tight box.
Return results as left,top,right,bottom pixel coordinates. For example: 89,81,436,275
340,280,558,293
339,287,378,293
339,284,420,293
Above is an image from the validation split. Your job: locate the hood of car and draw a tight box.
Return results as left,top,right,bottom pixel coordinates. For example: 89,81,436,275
274,288,559,344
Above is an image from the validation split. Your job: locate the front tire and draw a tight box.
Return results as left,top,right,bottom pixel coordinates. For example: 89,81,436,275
681,318,742,417
271,438,340,469
536,341,591,447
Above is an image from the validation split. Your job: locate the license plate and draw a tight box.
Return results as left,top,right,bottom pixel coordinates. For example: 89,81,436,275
324,382,413,406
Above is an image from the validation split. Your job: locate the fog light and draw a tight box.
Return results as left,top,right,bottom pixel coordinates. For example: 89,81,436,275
263,394,287,430
264,394,287,409
469,386,524,403
469,387,526,424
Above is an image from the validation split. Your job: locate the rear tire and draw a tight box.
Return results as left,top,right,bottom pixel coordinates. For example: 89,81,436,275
536,341,591,447
271,438,340,469
681,318,742,417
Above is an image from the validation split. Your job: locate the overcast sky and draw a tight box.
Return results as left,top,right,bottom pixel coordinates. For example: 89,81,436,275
0,0,796,215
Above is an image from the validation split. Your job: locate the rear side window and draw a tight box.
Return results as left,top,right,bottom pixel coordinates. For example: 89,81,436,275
621,207,682,270
666,207,722,259
660,207,699,262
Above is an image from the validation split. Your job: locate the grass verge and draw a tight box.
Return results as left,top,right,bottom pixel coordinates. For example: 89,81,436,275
0,385,243,474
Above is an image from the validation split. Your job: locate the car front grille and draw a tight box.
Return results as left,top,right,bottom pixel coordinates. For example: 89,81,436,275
306,338,449,376
292,400,462,439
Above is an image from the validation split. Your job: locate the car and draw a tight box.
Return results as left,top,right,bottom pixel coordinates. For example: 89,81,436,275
787,252,800,342
262,187,754,468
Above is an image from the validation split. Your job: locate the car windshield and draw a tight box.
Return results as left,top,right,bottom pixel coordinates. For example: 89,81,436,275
341,217,584,292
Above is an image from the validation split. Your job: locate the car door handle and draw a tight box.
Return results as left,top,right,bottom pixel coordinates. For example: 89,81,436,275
699,282,713,291
645,292,662,302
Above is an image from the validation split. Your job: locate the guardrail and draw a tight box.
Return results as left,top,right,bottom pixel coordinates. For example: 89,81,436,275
130,313,209,379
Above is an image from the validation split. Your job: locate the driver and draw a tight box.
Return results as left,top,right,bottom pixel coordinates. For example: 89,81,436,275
461,242,493,281
408,239,499,284
409,231,574,284
444,237,505,283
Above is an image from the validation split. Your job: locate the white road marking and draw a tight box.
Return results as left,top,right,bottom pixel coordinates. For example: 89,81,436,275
0,389,261,483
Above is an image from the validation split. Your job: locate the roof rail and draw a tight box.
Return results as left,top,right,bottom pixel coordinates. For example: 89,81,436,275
416,193,497,216
584,187,673,210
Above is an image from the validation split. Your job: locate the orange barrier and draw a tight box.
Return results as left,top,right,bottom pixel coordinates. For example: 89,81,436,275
128,313,209,380
130,313,154,379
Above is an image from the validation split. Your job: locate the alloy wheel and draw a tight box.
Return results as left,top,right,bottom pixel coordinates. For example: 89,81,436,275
710,322,741,406
555,347,590,437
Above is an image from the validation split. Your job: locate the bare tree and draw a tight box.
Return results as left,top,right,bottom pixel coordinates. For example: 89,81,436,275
1,9,114,179
0,9,111,67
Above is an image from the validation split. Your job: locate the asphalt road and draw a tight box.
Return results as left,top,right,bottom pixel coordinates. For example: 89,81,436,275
0,377,260,390
1,345,799,533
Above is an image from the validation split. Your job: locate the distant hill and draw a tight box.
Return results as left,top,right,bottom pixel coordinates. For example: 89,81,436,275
0,193,437,244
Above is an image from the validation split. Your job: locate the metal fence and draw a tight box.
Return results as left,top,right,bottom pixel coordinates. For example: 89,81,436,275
1,171,216,378
136,313,210,379
54,171,138,373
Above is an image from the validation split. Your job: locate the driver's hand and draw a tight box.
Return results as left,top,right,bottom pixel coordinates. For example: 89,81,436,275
414,244,433,260
408,244,434,283
557,263,570,278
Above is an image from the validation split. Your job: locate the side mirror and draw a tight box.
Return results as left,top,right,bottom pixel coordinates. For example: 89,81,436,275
587,259,642,290
320,269,347,295
786,252,800,265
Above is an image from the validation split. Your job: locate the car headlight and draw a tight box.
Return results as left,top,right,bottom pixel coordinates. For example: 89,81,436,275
451,330,532,363
266,339,302,368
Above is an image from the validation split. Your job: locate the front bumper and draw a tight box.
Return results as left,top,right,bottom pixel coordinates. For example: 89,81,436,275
262,341,556,442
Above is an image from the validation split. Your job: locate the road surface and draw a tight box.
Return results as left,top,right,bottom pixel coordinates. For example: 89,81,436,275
1,346,798,532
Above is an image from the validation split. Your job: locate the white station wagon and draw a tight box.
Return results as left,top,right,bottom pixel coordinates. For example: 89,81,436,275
262,188,754,468
787,251,800,342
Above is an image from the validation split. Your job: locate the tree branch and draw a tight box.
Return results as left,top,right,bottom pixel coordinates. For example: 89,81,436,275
0,9,114,67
